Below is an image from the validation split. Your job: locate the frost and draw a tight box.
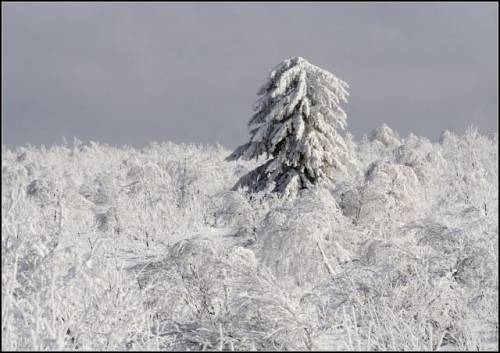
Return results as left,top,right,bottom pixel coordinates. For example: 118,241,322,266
228,57,355,196
369,123,401,147
1,126,498,351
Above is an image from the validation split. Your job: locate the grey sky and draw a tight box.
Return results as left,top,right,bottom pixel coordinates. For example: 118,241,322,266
2,2,498,148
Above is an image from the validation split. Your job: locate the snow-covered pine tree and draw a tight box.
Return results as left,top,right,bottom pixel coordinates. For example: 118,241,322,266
227,56,352,196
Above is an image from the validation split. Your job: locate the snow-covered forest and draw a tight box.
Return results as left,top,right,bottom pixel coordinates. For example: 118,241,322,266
1,124,498,350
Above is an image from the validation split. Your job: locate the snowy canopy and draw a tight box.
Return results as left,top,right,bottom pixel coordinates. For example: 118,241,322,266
228,57,352,196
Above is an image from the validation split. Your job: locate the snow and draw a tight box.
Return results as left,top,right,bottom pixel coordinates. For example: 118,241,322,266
228,57,354,195
1,127,498,351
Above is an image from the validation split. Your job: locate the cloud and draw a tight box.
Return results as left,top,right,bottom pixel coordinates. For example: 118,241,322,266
2,2,498,147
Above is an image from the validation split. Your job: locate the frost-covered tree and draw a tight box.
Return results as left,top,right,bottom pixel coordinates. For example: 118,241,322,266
227,56,352,196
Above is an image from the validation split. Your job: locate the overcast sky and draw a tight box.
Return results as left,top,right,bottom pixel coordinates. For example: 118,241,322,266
2,2,498,148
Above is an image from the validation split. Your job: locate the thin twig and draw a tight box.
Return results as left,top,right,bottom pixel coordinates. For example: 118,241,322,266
316,241,336,280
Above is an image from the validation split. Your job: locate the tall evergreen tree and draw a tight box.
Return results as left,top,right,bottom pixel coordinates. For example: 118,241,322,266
228,57,352,196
